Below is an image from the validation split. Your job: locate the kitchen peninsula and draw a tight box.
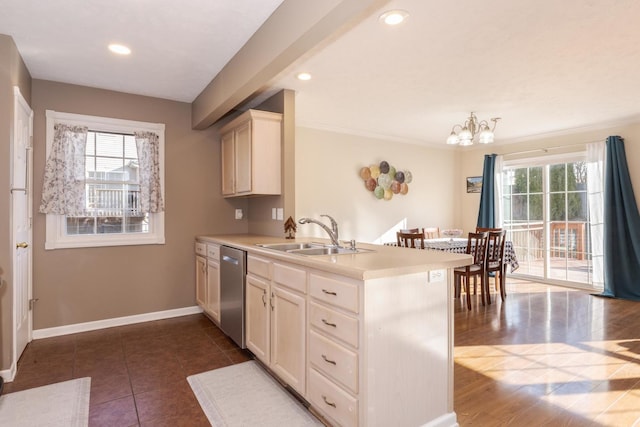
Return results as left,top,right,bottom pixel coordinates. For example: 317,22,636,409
196,234,472,427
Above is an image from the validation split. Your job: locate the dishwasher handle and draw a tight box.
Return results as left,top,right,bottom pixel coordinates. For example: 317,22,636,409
222,255,239,265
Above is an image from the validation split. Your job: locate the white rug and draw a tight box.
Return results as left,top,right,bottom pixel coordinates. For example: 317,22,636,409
188,361,323,426
0,377,90,427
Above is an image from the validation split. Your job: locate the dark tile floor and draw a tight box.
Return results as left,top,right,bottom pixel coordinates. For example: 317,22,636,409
2,314,251,426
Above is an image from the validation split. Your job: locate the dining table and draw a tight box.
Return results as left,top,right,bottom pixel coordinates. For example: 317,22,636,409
387,237,520,272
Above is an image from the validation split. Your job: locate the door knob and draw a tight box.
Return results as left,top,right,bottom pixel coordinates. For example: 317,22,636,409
16,242,29,248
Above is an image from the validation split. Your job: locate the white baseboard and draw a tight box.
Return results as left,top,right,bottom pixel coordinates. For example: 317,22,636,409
1,364,17,383
421,412,458,427
32,305,203,340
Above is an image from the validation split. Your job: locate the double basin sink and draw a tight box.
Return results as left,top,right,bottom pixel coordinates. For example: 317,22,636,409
256,242,372,256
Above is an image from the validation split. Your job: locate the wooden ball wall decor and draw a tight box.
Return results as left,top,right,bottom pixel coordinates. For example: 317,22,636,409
359,160,412,200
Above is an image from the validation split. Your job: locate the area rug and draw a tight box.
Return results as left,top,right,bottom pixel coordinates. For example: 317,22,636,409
0,377,90,427
188,361,323,426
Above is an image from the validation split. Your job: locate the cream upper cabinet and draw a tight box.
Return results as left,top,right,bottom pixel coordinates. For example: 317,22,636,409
220,109,282,197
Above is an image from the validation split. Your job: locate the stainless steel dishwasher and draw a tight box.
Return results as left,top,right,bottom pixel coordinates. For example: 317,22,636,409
219,245,246,348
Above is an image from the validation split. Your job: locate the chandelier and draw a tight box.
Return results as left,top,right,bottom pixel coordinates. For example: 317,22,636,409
446,112,500,146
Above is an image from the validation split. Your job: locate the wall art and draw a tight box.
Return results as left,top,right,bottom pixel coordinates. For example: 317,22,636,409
359,160,412,201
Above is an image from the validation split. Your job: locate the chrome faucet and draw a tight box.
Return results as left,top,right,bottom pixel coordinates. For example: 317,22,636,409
298,214,341,248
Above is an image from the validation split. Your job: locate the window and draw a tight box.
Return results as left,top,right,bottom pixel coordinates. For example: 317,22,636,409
44,111,165,249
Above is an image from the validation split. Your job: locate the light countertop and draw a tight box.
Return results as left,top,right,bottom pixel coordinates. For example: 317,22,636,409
196,234,472,280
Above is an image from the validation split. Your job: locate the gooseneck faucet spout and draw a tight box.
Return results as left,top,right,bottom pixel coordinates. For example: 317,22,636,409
298,215,341,248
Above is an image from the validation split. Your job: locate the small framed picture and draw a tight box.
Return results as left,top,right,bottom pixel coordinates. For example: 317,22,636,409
466,176,482,193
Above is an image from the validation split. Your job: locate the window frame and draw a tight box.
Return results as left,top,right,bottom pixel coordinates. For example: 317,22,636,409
44,110,165,250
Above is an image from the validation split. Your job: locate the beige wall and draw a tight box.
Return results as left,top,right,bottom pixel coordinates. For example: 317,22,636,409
295,127,459,243
0,35,32,371
458,122,640,234
30,80,247,331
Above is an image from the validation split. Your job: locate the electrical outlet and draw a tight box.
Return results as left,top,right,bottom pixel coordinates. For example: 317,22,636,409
272,208,277,220
276,208,284,221
235,209,243,220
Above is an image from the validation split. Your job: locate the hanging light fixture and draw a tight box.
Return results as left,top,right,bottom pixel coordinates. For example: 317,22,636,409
446,112,500,146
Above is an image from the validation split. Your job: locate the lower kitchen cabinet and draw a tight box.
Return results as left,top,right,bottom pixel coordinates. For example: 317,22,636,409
245,256,307,396
195,254,207,308
195,241,221,324
245,273,270,363
206,257,220,322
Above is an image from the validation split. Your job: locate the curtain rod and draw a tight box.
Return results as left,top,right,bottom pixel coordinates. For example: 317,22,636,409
501,140,603,157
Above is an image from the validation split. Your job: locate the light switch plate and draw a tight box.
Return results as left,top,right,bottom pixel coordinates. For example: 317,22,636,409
235,209,243,220
272,208,277,220
276,208,284,221
428,269,445,283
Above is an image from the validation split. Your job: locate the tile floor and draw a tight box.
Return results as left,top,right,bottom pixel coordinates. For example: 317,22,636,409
3,314,251,426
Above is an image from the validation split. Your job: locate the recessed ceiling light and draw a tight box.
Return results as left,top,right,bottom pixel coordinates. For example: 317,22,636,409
296,72,312,81
379,10,409,26
108,44,131,55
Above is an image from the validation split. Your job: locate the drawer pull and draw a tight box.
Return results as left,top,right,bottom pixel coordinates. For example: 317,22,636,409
322,289,337,296
322,395,337,408
261,290,267,307
321,354,337,365
321,318,337,328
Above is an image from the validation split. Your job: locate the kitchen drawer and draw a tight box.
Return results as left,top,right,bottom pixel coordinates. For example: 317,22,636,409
195,241,206,256
247,255,271,280
309,302,358,348
309,274,359,313
309,330,358,393
273,262,306,294
308,368,358,427
206,244,220,260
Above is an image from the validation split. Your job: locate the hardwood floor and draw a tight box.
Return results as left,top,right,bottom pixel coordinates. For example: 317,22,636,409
2,278,639,426
455,278,640,426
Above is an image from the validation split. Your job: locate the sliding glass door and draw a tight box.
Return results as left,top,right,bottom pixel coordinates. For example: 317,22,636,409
502,154,599,289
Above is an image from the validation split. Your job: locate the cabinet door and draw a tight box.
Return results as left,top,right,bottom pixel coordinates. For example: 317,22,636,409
234,121,252,194
271,284,306,395
246,274,270,365
195,255,207,308
221,131,235,195
207,260,220,322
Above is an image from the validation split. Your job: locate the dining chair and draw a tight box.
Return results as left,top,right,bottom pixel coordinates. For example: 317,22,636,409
484,229,507,303
397,231,425,249
423,227,440,239
453,231,489,310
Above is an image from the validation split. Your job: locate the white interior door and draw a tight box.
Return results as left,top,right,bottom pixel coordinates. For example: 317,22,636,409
12,86,33,365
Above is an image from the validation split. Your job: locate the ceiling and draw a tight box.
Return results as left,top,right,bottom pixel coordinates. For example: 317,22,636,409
3,0,640,147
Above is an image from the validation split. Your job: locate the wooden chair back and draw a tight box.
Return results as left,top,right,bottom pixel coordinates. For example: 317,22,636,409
397,228,421,245
467,231,490,266
397,231,425,249
486,229,508,302
423,227,440,239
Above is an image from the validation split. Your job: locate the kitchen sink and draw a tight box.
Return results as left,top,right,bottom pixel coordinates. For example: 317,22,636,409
256,242,323,251
288,247,372,256
256,242,373,256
